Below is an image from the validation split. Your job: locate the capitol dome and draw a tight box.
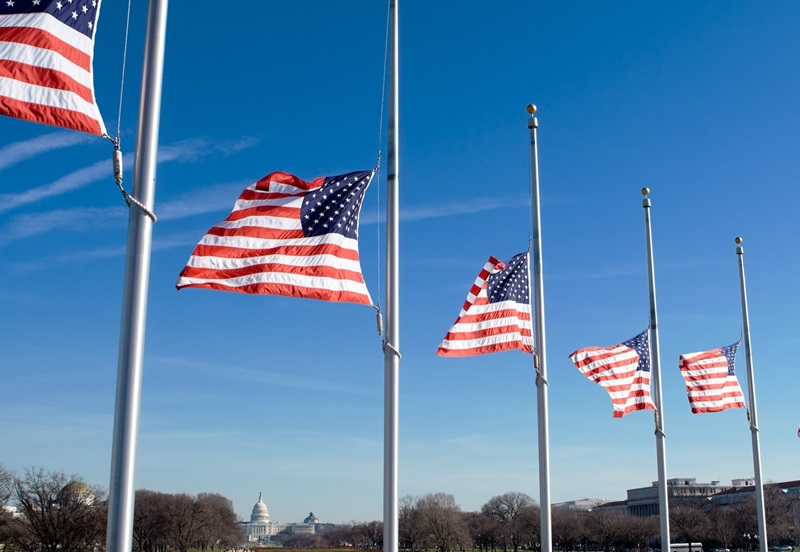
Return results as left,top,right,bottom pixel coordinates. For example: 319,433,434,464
250,493,270,523
58,481,95,506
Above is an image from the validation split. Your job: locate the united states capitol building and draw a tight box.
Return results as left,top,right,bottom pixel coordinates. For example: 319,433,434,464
241,493,332,543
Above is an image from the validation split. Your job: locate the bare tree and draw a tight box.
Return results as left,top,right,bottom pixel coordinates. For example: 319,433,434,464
319,524,355,548
165,493,207,552
618,513,658,551
418,493,470,552
133,490,171,552
515,505,540,551
0,465,15,544
481,492,535,552
0,465,13,508
464,511,499,552
282,532,316,548
346,521,373,549
194,493,242,551
10,467,106,552
399,495,426,552
730,497,758,549
362,520,383,549
551,508,584,552
584,508,624,552
670,503,710,544
708,506,738,550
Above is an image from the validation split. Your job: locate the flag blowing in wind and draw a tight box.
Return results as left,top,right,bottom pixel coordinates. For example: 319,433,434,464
176,170,374,305
0,0,106,135
678,341,745,414
569,330,655,418
437,252,533,357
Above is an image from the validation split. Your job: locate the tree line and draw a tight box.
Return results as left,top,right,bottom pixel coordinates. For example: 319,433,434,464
391,488,798,552
1,465,797,552
0,466,242,552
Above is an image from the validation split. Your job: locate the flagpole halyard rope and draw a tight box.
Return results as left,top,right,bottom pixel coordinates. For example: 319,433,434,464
654,410,665,437
103,0,156,223
374,304,402,359
383,341,402,359
371,0,392,347
115,0,133,142
533,353,549,387
111,141,157,222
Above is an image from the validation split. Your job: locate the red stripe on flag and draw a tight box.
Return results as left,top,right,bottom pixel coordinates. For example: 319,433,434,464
437,340,529,357
177,280,371,305
0,26,92,71
203,226,306,241
191,241,362,263
0,58,94,103
177,261,367,286
237,189,304,202
254,172,325,192
225,204,300,222
0,94,102,135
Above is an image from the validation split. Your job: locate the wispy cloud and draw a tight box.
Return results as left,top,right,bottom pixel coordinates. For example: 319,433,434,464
0,136,260,213
0,206,122,246
157,181,252,221
156,135,260,163
0,179,250,249
0,159,114,213
551,258,726,282
552,265,644,281
401,196,521,222
361,195,526,225
1,228,207,274
0,132,95,171
151,355,375,396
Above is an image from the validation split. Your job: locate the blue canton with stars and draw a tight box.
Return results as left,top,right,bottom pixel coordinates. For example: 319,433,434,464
486,252,530,305
721,341,740,375
623,330,650,372
300,170,372,240
0,0,100,39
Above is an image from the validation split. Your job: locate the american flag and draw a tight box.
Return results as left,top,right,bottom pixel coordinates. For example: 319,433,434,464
176,170,374,305
437,252,533,357
678,341,746,414
0,0,105,135
569,330,655,418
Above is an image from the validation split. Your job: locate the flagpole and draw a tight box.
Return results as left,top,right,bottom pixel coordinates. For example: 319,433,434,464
735,237,768,552
383,1,400,551
105,1,169,551
641,188,671,552
527,105,552,552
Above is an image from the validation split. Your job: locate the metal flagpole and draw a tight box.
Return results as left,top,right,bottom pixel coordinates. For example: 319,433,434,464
527,105,552,552
105,1,169,551
735,237,769,552
641,188,671,552
383,1,400,552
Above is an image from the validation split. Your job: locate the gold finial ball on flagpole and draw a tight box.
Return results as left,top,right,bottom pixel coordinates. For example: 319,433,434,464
641,187,650,196
735,236,743,244
527,104,537,115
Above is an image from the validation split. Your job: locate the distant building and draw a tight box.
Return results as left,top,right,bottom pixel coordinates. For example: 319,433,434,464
240,493,286,542
239,497,336,543
627,478,734,516
553,498,607,510
595,500,629,514
561,477,794,518
709,479,800,509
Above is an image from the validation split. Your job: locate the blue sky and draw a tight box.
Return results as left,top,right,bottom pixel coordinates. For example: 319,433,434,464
1,1,798,525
